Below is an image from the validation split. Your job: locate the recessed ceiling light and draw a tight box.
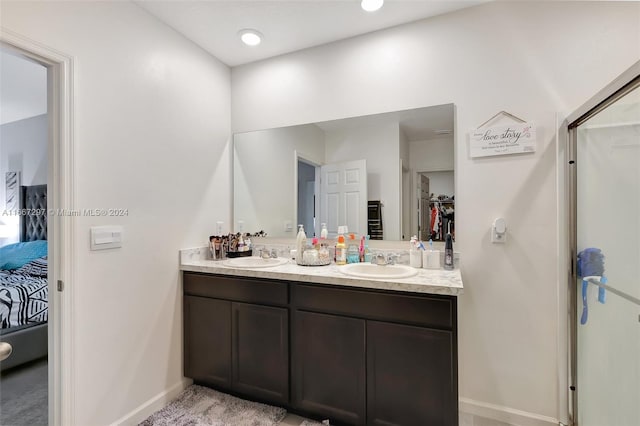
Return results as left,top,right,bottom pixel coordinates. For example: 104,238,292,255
239,29,262,46
361,0,384,12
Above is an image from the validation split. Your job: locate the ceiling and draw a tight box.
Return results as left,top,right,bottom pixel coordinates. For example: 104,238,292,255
0,50,47,126
135,0,486,67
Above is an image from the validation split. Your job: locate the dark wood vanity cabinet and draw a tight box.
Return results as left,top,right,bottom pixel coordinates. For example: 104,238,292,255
183,295,232,388
366,321,456,426
232,302,289,404
183,272,458,426
183,273,289,405
293,311,366,424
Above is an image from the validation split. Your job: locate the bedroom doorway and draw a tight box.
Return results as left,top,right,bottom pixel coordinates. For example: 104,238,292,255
0,45,50,426
0,33,74,426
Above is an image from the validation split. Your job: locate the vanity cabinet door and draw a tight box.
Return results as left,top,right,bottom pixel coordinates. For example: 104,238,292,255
292,310,366,425
232,302,289,405
183,295,231,389
367,321,457,426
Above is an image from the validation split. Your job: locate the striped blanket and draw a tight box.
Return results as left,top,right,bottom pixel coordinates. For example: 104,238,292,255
0,270,48,329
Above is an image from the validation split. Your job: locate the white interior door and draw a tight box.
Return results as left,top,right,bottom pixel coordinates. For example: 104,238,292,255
320,159,367,238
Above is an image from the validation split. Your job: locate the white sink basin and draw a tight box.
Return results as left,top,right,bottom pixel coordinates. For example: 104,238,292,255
339,263,418,279
223,257,289,268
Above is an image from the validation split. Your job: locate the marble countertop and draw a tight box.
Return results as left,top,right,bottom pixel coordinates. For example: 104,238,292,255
180,247,463,296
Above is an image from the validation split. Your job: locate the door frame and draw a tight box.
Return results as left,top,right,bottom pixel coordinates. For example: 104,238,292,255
564,60,640,426
293,151,321,238
1,28,76,426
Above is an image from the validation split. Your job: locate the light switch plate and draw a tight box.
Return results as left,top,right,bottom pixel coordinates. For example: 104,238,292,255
90,226,123,250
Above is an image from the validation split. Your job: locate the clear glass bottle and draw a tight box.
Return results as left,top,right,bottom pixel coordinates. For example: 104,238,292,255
347,233,360,263
363,235,372,263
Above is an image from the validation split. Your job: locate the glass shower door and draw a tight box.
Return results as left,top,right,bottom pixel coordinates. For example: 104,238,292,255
574,82,640,426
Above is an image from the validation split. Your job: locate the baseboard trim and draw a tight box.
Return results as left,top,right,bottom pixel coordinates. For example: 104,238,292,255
460,397,559,426
110,378,192,426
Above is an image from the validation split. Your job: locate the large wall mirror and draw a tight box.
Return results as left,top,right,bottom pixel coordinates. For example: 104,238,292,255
233,103,455,241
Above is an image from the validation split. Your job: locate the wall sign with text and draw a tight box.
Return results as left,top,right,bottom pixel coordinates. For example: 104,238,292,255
470,123,536,158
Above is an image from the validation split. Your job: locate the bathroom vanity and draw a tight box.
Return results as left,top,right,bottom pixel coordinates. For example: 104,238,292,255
180,250,463,426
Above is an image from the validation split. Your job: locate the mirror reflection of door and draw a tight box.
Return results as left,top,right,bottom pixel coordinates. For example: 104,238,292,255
319,159,367,238
419,175,430,240
297,159,317,237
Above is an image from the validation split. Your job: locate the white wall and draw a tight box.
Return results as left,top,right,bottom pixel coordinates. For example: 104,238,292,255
0,50,47,125
234,123,324,237
409,136,454,173
410,136,455,239
421,170,454,198
325,122,401,239
0,114,48,245
1,2,231,425
231,1,640,423
421,170,455,197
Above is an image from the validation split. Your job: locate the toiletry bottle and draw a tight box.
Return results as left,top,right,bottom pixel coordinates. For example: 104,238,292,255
347,233,359,263
410,235,422,268
319,243,330,263
320,223,328,240
359,236,365,262
444,233,454,270
364,235,372,263
334,226,344,262
335,235,347,265
296,224,307,265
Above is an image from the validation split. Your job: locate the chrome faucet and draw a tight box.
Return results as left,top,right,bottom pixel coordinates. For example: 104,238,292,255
260,247,271,259
371,252,399,265
386,253,400,265
372,252,387,265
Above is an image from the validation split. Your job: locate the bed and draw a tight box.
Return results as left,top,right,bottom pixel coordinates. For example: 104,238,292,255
0,184,48,371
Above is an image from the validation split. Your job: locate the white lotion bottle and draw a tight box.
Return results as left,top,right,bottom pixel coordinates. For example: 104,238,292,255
296,224,306,265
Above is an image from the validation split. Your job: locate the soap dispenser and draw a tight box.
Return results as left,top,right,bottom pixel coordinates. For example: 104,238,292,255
320,223,328,240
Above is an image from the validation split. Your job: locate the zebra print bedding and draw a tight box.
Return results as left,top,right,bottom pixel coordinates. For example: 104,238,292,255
0,268,48,329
